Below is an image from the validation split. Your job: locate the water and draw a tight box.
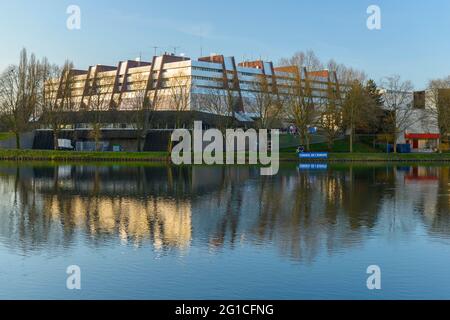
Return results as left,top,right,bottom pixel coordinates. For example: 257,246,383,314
0,163,449,300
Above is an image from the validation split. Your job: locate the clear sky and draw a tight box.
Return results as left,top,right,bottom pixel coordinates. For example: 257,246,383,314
1,0,450,88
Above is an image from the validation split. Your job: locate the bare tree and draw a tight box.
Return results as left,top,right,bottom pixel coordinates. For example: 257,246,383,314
319,81,343,151
41,59,74,150
326,59,366,85
285,72,318,151
198,87,231,115
279,50,323,72
126,73,159,152
166,71,192,129
280,51,366,85
425,77,450,151
0,49,41,149
247,74,283,129
279,50,367,151
380,75,415,153
196,85,233,132
86,75,115,150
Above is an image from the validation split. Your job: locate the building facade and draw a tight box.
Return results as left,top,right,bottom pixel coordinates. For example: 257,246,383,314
39,53,346,151
395,90,441,152
53,53,343,121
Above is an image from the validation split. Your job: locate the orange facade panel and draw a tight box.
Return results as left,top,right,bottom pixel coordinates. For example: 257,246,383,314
238,60,264,69
308,70,329,78
273,66,299,75
198,55,225,64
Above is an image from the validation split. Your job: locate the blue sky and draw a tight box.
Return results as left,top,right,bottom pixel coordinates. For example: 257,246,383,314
1,0,450,88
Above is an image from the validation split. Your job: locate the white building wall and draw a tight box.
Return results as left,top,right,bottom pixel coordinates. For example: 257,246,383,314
390,90,440,147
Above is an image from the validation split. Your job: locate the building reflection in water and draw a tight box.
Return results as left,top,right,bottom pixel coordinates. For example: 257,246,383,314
0,163,449,261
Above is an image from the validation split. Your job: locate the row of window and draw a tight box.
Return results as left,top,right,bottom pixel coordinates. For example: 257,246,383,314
192,66,223,73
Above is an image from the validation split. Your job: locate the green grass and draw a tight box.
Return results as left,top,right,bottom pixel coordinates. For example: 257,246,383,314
0,148,449,163
279,134,301,150
280,137,381,153
310,139,381,153
279,151,450,162
0,132,14,141
278,136,450,161
0,149,170,162
324,152,450,161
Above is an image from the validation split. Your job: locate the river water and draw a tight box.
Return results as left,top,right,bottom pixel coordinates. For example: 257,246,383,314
0,163,449,299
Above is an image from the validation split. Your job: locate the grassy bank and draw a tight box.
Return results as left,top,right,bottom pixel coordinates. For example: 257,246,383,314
0,148,449,163
279,136,450,161
280,137,381,153
0,132,14,141
0,149,170,162
297,152,450,162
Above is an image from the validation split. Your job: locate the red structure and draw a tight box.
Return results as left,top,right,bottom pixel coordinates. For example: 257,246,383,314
405,133,440,140
405,133,440,151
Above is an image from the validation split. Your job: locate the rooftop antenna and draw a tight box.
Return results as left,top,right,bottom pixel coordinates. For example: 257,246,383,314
152,46,160,57
170,46,181,55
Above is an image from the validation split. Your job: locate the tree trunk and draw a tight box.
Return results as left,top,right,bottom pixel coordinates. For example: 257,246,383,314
437,137,441,153
349,126,353,153
137,135,142,152
305,134,310,152
300,129,306,149
53,129,59,150
94,129,99,151
138,132,147,152
139,108,150,152
94,125,101,151
15,132,21,150
393,130,398,153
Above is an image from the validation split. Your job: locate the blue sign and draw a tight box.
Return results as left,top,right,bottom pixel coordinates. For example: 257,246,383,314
299,163,328,170
299,152,329,159
308,127,318,134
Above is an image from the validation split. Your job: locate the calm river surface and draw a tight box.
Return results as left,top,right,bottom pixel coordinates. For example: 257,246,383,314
0,163,449,299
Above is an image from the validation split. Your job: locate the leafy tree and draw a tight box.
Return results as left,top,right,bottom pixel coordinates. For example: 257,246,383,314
342,81,372,152
365,79,384,107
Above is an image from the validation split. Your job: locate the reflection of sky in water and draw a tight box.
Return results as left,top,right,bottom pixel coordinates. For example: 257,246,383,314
0,164,449,299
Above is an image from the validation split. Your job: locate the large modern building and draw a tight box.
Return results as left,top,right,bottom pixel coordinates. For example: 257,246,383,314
52,53,342,120
37,53,345,151
37,53,450,153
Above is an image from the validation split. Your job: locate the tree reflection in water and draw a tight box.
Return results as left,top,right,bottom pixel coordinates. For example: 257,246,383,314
0,164,448,262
